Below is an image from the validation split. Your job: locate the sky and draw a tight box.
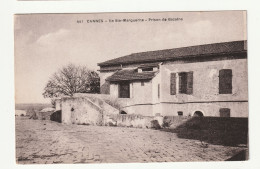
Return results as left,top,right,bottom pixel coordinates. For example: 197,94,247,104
14,11,246,103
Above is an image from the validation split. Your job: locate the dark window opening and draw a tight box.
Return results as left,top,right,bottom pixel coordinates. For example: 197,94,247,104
219,69,232,94
219,108,231,117
142,67,153,72
119,82,130,98
120,111,127,114
193,111,204,117
178,111,183,116
141,81,145,86
179,72,193,94
179,72,187,93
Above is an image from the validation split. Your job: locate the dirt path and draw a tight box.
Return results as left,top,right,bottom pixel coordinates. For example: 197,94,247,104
16,117,246,164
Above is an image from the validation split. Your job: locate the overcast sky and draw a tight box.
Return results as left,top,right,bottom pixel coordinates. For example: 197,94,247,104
14,11,246,104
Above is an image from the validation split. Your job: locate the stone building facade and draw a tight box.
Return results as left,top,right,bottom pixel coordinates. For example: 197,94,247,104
98,40,248,117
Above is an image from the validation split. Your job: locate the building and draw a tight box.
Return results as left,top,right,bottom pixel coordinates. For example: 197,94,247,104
98,40,248,117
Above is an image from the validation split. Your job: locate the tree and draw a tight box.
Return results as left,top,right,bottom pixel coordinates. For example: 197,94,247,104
43,64,100,99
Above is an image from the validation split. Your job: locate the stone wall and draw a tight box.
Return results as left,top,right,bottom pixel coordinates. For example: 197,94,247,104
104,114,161,128
161,101,248,117
119,104,154,116
36,111,54,120
61,97,103,125
61,95,119,125
110,80,153,105
55,99,61,111
160,58,248,117
161,59,248,102
109,80,158,116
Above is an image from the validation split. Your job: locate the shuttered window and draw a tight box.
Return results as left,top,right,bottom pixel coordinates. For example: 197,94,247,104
170,73,176,95
219,69,232,94
179,72,193,94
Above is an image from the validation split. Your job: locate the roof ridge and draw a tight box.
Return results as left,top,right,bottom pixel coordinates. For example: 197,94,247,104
98,40,247,66
129,40,247,56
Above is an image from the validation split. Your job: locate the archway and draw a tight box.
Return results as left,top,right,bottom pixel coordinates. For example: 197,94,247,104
193,111,204,117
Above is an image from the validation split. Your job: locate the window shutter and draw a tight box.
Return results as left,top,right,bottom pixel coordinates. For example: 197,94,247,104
187,71,193,94
179,72,188,94
170,73,176,95
219,69,232,94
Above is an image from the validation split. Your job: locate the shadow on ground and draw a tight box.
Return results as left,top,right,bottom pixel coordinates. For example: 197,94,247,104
226,149,248,161
50,110,62,123
161,116,248,147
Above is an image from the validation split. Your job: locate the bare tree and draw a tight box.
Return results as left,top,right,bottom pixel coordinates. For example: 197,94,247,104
43,64,100,98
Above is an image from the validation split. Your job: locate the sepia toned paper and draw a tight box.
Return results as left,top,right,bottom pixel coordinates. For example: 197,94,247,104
15,11,248,164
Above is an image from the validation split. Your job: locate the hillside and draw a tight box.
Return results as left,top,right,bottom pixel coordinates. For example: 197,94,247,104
15,103,52,111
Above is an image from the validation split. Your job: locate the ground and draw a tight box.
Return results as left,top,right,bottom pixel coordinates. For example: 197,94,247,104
16,116,246,164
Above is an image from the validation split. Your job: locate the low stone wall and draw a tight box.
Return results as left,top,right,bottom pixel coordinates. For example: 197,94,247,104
61,97,103,125
61,95,119,125
161,102,248,117
36,111,54,120
104,114,163,129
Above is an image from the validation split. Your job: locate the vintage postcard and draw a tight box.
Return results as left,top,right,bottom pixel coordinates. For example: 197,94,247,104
15,11,248,164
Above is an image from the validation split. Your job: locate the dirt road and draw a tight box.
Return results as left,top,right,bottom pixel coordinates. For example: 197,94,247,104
16,116,245,164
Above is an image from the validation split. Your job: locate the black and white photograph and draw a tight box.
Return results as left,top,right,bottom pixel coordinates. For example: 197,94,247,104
14,11,249,164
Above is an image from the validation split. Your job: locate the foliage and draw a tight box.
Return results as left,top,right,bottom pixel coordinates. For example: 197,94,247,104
28,109,38,119
43,64,100,98
150,120,162,130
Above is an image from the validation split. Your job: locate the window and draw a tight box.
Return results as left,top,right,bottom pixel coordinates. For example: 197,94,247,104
179,72,187,93
178,111,183,116
219,108,230,117
142,67,153,72
119,82,130,98
178,72,193,94
219,69,232,94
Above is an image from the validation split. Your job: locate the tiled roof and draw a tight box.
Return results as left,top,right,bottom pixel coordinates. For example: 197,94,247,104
137,62,160,68
98,40,247,66
98,67,122,72
106,69,156,82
